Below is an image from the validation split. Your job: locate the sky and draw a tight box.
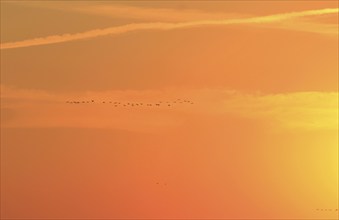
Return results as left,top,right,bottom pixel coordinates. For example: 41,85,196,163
1,1,338,219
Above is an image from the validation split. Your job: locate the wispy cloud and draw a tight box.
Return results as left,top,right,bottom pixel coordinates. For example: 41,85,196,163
220,91,338,131
2,85,337,131
1,8,337,50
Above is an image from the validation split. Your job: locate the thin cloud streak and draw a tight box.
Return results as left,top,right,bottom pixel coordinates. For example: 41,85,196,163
1,8,338,50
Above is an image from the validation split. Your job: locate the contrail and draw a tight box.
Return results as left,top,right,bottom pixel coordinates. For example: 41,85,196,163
1,8,337,50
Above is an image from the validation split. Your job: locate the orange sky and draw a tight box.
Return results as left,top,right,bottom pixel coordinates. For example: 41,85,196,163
1,1,338,219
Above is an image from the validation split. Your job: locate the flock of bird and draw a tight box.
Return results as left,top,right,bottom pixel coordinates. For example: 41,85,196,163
66,99,194,107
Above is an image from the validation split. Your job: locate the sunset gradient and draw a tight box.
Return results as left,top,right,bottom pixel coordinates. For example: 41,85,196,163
1,1,338,219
